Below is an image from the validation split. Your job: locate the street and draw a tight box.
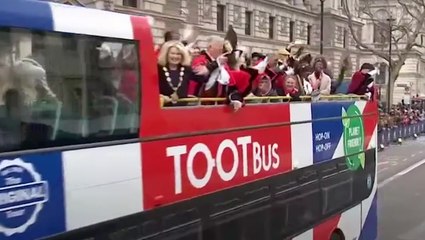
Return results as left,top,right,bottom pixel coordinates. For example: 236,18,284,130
378,137,425,240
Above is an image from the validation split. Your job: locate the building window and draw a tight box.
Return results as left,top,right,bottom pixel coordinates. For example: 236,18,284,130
245,11,252,35
343,29,347,48
217,4,226,32
373,23,388,44
269,16,275,39
123,0,137,7
307,25,312,45
289,20,295,42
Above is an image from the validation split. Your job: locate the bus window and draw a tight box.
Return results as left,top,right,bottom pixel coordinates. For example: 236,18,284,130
0,27,140,153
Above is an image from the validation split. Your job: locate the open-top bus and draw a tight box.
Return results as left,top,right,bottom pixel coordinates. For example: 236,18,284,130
0,1,378,240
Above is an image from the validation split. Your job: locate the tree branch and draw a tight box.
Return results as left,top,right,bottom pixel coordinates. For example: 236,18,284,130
343,0,425,68
342,0,391,62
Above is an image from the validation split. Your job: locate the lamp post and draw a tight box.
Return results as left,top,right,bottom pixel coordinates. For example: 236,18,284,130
320,0,325,54
386,17,395,111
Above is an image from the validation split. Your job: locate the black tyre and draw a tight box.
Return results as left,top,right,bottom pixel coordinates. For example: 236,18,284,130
330,230,345,240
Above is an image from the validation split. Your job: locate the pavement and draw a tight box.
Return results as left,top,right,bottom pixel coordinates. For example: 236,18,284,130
378,137,425,240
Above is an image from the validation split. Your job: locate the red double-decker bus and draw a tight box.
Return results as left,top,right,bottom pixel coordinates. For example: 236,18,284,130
0,2,377,240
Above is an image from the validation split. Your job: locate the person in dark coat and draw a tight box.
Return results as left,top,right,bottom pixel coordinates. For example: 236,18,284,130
347,63,375,95
157,41,196,106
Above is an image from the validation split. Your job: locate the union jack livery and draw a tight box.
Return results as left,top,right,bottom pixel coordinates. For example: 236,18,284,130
0,1,378,240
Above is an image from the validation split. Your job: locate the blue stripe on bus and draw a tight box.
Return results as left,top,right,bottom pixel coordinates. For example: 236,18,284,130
0,0,54,31
311,101,355,163
359,193,378,240
0,152,66,239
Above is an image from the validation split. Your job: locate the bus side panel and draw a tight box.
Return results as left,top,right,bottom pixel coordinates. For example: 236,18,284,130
141,125,292,210
294,101,378,240
289,103,313,170
0,152,66,240
310,101,356,164
313,215,341,240
360,102,378,240
363,101,379,149
310,101,377,165
359,150,378,240
359,193,378,240
62,143,143,231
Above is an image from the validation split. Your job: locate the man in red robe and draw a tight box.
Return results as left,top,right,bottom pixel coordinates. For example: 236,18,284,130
347,63,375,95
187,35,228,97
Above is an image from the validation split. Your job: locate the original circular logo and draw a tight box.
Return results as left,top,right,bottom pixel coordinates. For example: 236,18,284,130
367,174,372,190
342,105,365,171
0,158,49,236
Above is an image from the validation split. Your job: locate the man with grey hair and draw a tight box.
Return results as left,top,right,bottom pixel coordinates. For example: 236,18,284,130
187,35,228,96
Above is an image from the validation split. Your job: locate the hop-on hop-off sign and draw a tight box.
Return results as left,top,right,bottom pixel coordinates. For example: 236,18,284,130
0,158,49,236
342,105,365,170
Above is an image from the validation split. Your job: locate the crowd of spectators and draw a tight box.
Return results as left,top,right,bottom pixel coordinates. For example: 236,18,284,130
156,28,377,110
379,104,425,129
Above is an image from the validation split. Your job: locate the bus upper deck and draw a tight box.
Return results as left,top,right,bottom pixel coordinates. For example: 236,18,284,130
0,1,378,240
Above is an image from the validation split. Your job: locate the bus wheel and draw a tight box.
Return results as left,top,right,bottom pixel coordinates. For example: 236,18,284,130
330,229,345,240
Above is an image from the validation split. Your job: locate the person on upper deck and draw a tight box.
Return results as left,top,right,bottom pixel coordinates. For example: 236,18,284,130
187,36,228,97
347,63,375,95
157,41,196,106
281,75,301,101
250,52,265,67
155,31,180,58
307,57,331,95
294,59,313,96
250,74,279,103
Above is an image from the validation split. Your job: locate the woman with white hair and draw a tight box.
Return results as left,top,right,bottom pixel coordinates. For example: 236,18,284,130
13,58,57,105
158,40,195,106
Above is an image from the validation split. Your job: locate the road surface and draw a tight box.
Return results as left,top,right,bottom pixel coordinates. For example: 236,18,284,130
378,137,425,240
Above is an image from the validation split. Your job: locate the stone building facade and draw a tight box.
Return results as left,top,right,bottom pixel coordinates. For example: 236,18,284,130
62,0,364,81
60,0,425,103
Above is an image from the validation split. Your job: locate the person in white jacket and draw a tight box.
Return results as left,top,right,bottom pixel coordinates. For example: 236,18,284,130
307,58,331,95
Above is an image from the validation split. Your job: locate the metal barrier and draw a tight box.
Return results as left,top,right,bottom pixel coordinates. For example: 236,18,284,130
378,121,425,148
160,94,368,107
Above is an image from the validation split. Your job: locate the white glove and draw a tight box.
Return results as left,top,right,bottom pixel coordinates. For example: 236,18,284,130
368,68,378,77
285,67,294,75
253,57,268,74
231,100,243,112
365,92,372,100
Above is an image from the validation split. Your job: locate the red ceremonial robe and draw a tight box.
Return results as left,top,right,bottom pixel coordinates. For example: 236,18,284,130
187,51,220,96
284,87,301,101
347,71,366,94
227,67,259,104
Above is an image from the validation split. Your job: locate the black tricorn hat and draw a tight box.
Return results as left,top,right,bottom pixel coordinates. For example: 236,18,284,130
224,25,240,68
224,25,237,53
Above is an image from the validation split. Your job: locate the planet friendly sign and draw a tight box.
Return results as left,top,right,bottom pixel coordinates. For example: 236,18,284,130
342,105,365,170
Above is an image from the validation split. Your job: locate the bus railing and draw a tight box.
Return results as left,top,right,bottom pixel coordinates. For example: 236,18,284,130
160,94,368,107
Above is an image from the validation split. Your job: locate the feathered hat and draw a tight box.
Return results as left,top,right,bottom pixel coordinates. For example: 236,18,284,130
224,25,242,69
294,53,313,76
